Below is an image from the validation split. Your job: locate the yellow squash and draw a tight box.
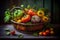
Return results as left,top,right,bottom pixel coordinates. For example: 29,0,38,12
42,16,49,22
37,10,44,17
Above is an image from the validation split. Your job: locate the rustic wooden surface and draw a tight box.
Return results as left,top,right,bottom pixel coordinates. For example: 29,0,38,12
0,24,59,38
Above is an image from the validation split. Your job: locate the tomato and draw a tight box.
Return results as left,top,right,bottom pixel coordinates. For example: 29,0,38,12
39,32,43,36
45,29,50,33
27,9,36,16
42,32,47,36
10,30,15,35
45,29,50,35
50,31,54,34
21,15,31,23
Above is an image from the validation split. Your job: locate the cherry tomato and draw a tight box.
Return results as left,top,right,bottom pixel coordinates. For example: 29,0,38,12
21,15,31,23
42,32,47,36
45,29,50,33
10,30,15,35
45,29,50,35
39,32,43,36
50,31,54,34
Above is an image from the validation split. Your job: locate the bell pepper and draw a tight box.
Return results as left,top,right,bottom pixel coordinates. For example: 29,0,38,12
21,15,31,23
37,10,44,17
14,9,24,18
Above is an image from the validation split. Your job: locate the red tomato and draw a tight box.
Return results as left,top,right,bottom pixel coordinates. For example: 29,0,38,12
42,32,47,36
45,29,50,33
45,29,50,35
28,9,36,16
10,30,15,35
21,15,31,23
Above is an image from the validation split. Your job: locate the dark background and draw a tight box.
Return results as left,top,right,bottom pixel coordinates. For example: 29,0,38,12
0,0,60,24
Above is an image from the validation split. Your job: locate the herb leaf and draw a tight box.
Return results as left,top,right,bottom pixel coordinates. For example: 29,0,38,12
4,9,11,22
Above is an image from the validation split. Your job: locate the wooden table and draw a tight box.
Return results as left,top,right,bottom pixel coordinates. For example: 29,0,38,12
0,24,59,39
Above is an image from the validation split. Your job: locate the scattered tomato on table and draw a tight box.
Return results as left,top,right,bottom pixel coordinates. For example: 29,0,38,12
42,32,47,36
50,31,54,34
39,32,43,36
39,27,54,36
10,30,15,35
45,29,50,33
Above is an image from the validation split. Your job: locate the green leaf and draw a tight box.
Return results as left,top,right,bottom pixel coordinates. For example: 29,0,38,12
25,22,32,24
27,5,31,9
5,32,10,36
5,9,10,16
4,9,11,22
4,15,10,22
33,32,38,36
13,10,17,17
18,34,24,38
4,28,10,32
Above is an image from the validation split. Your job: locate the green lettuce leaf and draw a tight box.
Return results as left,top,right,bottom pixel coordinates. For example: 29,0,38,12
4,15,10,22
4,9,11,22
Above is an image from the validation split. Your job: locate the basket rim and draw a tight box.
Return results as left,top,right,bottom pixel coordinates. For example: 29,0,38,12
10,6,21,12
11,20,43,26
